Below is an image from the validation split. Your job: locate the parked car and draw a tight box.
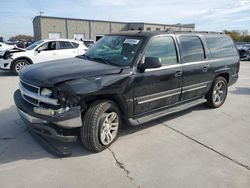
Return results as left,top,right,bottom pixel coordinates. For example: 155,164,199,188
14,31,239,154
0,42,16,56
0,39,87,74
81,39,95,48
239,48,250,61
237,44,250,61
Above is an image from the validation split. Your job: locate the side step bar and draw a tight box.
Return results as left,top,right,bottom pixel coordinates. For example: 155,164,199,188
129,98,207,126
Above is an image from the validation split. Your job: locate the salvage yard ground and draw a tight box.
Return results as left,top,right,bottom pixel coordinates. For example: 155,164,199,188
0,62,250,188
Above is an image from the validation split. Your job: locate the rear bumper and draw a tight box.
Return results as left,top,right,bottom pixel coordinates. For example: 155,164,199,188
14,89,81,142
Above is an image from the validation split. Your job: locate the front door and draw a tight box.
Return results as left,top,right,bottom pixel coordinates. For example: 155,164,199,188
133,36,182,116
33,41,59,63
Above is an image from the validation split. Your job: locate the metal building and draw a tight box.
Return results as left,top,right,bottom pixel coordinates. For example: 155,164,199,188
33,16,195,41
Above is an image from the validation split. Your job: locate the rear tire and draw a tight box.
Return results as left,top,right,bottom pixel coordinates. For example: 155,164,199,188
80,100,121,152
206,76,228,108
13,59,30,75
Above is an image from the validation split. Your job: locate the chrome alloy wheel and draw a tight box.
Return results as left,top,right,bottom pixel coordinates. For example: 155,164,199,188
15,61,29,73
213,81,226,105
99,112,119,145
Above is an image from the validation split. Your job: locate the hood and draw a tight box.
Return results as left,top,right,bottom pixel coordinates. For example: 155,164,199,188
20,57,122,87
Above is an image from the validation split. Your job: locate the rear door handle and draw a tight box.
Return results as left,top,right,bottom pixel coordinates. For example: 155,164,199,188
175,70,182,77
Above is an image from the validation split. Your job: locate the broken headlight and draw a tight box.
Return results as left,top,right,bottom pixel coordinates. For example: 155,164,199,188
41,88,53,97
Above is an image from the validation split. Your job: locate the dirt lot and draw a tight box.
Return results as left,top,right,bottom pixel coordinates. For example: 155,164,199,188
0,62,250,188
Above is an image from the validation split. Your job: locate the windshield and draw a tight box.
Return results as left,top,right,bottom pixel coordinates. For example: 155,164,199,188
84,35,143,66
25,40,44,50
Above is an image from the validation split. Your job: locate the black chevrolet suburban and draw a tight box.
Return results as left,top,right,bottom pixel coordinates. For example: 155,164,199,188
14,31,239,153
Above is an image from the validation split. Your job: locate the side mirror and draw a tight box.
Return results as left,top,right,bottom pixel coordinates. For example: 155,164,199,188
36,48,43,53
139,57,162,71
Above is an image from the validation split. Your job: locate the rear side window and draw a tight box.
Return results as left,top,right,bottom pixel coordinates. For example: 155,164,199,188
72,42,79,48
59,41,74,49
145,36,178,65
204,35,238,58
180,36,205,63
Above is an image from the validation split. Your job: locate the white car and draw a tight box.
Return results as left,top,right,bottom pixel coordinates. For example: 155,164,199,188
0,42,16,56
0,39,88,74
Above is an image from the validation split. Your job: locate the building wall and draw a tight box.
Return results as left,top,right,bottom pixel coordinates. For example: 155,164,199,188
33,16,195,41
40,18,67,39
111,23,128,33
33,17,42,41
89,21,111,40
67,20,90,39
128,23,144,30
144,24,165,31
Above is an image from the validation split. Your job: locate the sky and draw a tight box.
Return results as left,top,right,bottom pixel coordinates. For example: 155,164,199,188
0,0,250,40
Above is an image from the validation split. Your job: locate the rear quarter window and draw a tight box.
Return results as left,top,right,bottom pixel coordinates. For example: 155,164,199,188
204,35,238,58
72,42,79,48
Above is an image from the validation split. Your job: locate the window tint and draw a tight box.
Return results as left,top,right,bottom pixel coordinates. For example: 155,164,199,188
72,42,79,48
145,36,177,65
180,36,205,63
59,41,74,49
204,35,238,58
38,41,56,51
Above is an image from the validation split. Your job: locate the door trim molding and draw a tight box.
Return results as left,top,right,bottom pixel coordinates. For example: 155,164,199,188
137,88,181,105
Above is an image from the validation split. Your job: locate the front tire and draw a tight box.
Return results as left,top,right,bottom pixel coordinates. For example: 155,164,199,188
206,76,228,108
80,100,121,152
13,59,30,75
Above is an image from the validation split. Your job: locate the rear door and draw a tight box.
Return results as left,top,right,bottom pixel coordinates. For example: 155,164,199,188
177,35,212,101
57,41,78,58
133,35,182,115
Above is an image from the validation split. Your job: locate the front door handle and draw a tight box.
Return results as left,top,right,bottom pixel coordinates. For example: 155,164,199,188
175,70,182,77
202,64,209,72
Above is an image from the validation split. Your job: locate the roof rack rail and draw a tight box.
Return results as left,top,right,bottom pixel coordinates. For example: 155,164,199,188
165,29,224,35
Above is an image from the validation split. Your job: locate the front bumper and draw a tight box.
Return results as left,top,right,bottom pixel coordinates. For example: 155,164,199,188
0,58,11,70
14,89,82,142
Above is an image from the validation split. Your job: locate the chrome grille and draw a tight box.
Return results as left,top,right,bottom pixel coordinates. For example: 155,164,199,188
19,80,59,106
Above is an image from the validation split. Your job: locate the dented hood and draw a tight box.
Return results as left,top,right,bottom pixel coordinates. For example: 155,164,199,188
20,57,122,87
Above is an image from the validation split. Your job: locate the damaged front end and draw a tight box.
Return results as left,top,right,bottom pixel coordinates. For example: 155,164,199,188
14,79,82,143
0,47,26,70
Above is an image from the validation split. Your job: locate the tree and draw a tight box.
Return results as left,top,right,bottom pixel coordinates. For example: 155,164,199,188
224,30,250,42
8,35,34,42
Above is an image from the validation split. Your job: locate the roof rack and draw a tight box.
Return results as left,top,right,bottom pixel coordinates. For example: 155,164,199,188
165,29,224,35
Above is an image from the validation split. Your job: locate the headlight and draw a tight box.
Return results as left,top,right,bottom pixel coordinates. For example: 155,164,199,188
41,88,52,97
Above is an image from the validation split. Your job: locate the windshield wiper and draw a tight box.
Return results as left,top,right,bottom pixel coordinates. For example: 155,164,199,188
91,57,112,65
81,54,91,60
82,55,115,66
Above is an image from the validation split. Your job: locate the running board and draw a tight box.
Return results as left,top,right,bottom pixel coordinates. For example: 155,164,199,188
129,98,207,126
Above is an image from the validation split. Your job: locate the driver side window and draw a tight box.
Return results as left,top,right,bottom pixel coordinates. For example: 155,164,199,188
38,41,57,51
145,36,178,66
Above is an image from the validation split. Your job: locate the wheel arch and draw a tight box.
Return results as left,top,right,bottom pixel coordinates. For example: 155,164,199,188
215,72,229,83
83,94,129,120
11,56,33,70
